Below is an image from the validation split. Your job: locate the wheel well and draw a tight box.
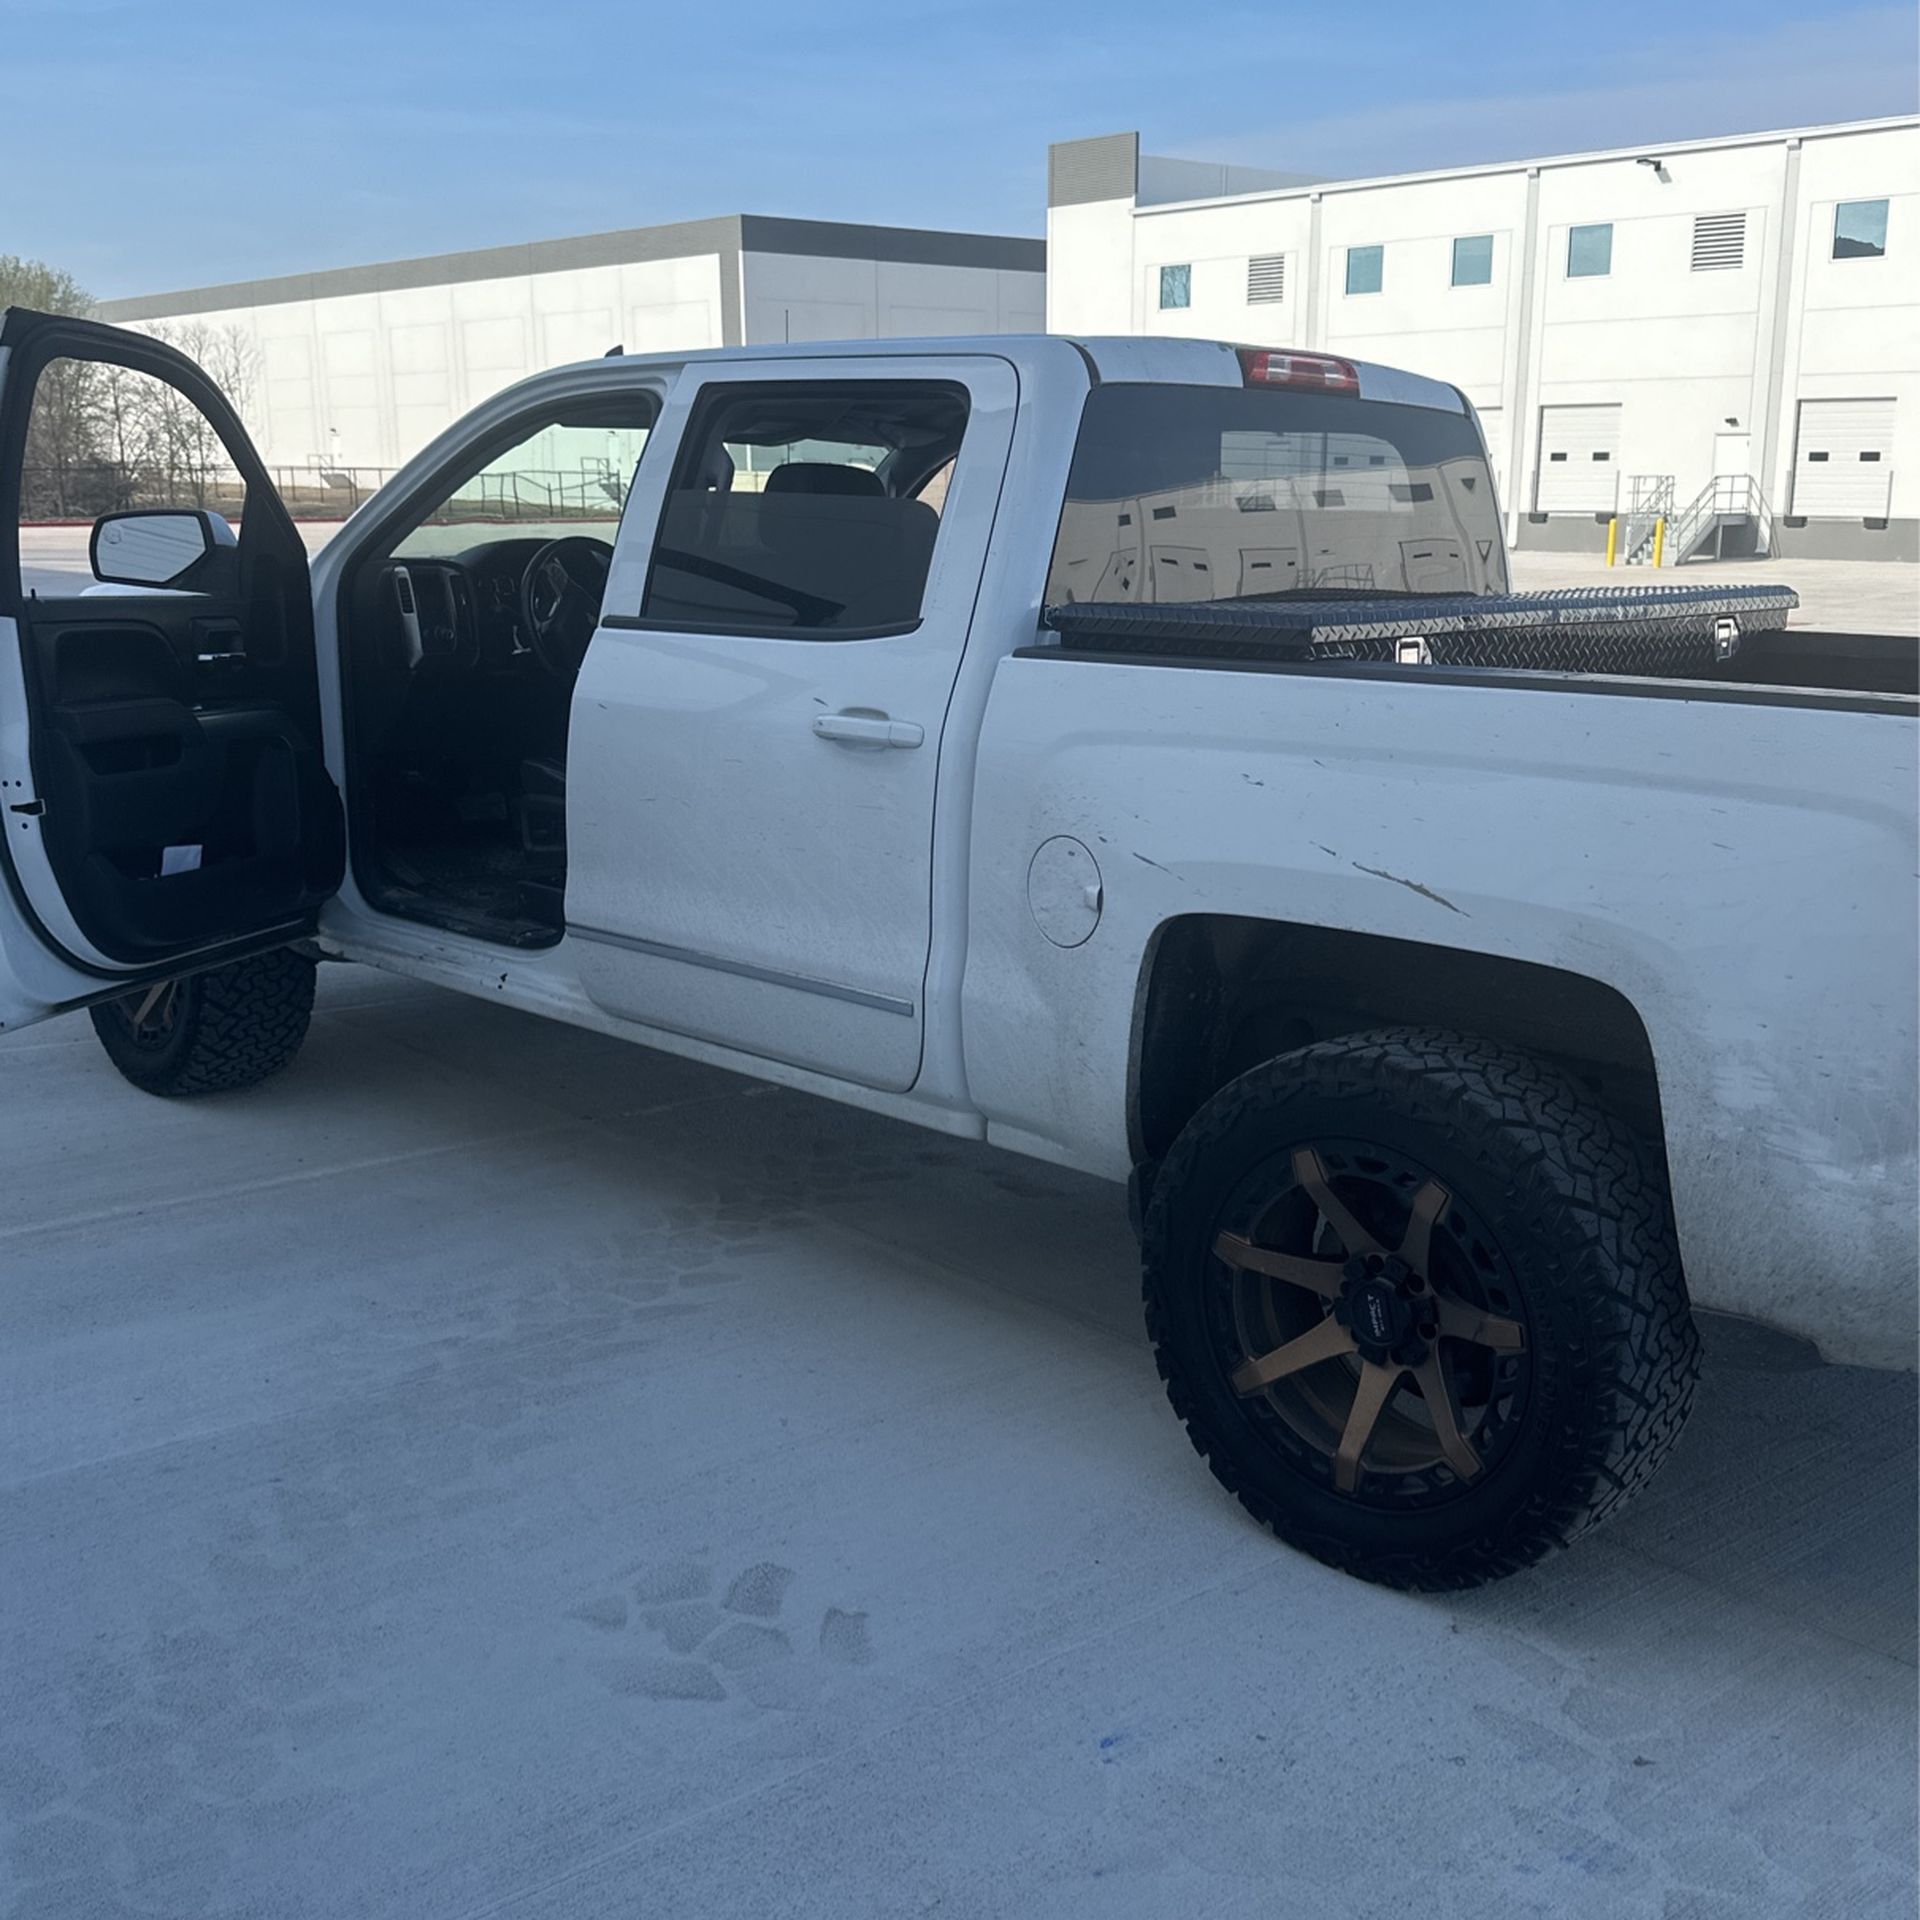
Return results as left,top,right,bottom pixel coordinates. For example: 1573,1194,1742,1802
1131,916,1666,1165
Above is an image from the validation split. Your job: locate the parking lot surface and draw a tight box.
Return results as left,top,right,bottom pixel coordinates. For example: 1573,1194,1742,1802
1506,549,1920,636
2,967,1915,1919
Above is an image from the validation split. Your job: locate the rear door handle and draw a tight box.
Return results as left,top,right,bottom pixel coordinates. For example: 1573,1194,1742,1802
812,712,924,750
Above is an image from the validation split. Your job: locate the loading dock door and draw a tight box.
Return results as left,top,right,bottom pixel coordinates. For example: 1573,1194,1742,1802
1535,403,1622,514
1476,405,1507,509
1791,398,1895,517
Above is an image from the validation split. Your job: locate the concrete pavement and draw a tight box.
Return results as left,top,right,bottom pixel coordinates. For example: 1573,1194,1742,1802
1,966,1913,1918
1507,549,1919,637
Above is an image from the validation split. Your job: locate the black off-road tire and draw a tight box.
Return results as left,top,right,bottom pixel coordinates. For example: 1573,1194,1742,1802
89,948,317,1097
1143,1027,1700,1590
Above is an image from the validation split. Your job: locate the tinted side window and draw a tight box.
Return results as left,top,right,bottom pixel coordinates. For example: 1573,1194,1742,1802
639,381,969,639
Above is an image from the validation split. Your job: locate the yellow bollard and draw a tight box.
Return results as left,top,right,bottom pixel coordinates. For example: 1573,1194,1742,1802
1652,517,1666,568
1605,517,1618,566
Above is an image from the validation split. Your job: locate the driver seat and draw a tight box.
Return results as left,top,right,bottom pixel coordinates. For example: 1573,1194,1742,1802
518,756,567,854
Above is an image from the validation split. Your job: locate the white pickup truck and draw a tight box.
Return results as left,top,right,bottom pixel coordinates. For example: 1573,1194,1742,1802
3,309,1914,1588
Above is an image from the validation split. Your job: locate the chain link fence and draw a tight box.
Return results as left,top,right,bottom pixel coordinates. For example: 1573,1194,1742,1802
21,462,640,527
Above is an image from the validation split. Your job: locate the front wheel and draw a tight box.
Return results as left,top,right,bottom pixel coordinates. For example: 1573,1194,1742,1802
89,947,317,1097
1143,1028,1700,1590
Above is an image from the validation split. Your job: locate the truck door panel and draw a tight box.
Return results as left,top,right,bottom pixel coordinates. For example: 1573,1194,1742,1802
0,312,342,990
566,356,1016,1092
22,602,337,957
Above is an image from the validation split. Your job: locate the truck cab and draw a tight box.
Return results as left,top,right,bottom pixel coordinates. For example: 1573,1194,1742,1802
0,313,1493,1089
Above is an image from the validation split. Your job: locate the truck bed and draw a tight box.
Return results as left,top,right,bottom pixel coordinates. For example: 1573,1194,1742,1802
967,635,1919,1366
1042,584,1918,699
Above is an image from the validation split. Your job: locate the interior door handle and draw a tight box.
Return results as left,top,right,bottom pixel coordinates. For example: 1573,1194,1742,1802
812,712,924,750
191,615,247,669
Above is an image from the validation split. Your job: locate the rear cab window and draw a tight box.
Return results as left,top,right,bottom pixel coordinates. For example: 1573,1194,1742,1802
1046,383,1508,606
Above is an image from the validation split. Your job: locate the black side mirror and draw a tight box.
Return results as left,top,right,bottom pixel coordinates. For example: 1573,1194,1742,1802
89,509,236,589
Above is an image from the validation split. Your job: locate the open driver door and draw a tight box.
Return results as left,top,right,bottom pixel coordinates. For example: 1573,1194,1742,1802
0,308,343,1033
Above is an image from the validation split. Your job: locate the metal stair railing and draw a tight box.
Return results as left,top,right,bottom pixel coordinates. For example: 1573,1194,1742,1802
1666,477,1721,562
1621,475,1674,566
1667,474,1775,563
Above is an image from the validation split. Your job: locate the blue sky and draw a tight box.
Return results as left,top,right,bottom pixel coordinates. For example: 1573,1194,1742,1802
1,0,1913,299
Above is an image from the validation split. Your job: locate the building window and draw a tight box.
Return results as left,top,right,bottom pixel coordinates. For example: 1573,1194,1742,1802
1158,264,1191,310
1567,223,1613,278
1451,235,1494,286
1833,199,1889,260
1345,245,1383,295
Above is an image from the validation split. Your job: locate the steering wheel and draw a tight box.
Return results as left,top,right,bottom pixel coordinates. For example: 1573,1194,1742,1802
519,536,614,679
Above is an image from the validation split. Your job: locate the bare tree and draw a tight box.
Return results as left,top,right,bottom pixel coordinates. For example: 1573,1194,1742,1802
189,323,263,426
20,356,101,517
5,262,268,522
5,256,99,518
90,362,167,512
139,322,260,508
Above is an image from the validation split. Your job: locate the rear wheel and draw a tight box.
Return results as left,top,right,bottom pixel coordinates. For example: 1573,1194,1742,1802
1143,1028,1700,1590
89,947,317,1097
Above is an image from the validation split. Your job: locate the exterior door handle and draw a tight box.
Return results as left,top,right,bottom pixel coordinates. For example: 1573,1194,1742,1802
812,712,924,750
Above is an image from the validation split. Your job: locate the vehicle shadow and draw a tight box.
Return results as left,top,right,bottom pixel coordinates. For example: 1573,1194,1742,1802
301,972,1919,1666
1529,1308,1916,1660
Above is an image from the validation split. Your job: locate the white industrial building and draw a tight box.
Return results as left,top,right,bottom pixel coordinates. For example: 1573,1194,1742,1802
99,214,1045,477
1048,118,1919,559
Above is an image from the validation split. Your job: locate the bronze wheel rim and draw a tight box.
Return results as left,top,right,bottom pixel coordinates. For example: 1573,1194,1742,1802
1207,1140,1531,1508
110,981,180,1051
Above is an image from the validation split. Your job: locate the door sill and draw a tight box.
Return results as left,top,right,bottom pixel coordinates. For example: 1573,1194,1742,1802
358,880,562,952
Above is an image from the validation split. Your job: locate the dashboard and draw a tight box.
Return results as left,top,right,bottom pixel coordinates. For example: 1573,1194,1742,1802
378,538,560,675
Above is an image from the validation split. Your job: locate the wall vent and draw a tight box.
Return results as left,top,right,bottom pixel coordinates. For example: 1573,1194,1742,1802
1690,212,1746,271
1247,254,1286,303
